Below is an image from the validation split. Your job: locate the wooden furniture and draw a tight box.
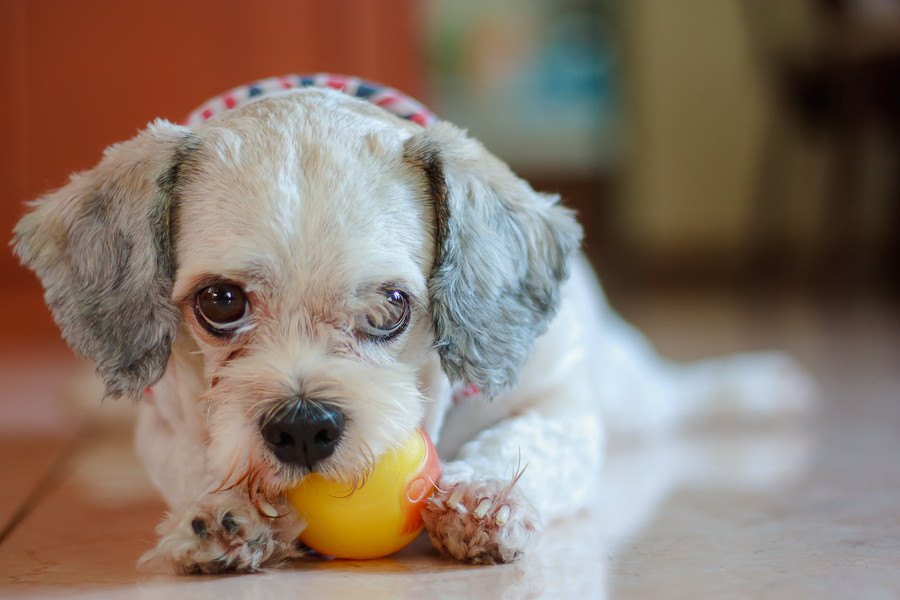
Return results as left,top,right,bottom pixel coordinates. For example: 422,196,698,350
745,0,900,291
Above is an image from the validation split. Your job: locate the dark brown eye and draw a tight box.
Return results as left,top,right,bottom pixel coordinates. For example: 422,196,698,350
360,289,410,341
195,283,250,333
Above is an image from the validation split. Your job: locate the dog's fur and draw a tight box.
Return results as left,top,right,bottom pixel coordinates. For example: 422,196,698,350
12,88,813,573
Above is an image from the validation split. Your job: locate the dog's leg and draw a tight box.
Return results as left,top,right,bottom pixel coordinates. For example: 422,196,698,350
135,394,304,574
567,254,815,433
593,312,816,434
422,267,606,565
423,408,602,564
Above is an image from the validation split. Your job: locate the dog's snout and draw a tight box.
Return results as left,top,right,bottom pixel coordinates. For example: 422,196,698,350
260,401,345,469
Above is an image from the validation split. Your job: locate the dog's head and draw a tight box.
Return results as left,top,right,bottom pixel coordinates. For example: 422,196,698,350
13,89,582,500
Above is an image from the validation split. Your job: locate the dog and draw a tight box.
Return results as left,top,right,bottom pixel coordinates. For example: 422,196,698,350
12,75,813,574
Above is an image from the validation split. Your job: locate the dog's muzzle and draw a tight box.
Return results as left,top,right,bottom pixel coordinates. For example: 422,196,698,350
260,400,345,470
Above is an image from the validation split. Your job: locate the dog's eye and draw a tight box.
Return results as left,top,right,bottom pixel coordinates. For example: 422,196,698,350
360,289,410,341
195,283,250,333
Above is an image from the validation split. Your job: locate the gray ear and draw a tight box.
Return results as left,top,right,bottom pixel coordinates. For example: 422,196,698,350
404,122,583,398
12,120,197,400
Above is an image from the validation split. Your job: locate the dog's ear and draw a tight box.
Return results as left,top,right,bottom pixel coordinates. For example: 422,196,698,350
12,120,197,400
404,122,583,398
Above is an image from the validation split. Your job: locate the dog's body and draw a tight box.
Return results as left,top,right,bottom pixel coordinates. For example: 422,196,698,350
13,85,811,573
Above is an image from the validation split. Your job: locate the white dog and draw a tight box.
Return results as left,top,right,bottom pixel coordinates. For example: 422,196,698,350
12,77,811,574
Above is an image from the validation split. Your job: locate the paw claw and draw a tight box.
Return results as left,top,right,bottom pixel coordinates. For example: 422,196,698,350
495,504,510,526
259,500,280,518
424,478,539,564
473,498,493,519
447,485,466,512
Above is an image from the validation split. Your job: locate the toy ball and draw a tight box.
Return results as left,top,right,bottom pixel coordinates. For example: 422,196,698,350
287,428,441,559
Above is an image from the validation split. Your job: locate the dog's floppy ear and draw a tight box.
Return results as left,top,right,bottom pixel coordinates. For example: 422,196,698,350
12,120,197,400
404,122,583,398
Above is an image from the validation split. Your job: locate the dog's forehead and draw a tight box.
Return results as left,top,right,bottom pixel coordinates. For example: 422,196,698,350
173,93,433,301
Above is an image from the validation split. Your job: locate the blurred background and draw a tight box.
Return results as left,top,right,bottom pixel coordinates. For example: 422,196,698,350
1,0,898,341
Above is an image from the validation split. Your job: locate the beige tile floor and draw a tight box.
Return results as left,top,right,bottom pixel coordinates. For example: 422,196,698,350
0,291,898,599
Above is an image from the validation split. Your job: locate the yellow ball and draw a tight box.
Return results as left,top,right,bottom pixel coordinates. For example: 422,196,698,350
288,429,441,559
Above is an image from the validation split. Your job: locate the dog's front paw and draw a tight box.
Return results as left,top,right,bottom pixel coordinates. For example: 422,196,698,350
138,493,304,574
423,478,540,564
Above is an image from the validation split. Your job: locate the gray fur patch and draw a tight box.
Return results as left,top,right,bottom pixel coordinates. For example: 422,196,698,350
405,124,583,398
12,126,198,400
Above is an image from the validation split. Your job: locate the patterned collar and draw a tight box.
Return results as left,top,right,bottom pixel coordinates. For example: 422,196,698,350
184,73,437,127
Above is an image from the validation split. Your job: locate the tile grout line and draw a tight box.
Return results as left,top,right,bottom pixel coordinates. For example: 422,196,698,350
0,428,88,546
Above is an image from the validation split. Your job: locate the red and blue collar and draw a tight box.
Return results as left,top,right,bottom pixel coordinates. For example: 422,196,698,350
184,73,437,127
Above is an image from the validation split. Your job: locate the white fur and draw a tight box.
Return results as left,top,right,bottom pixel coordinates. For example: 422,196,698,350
16,88,814,573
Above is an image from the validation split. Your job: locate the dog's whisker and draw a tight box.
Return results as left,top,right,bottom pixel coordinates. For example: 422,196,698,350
212,457,242,494
218,461,252,493
255,402,283,430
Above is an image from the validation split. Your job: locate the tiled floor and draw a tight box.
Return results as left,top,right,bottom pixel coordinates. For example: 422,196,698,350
1,291,898,599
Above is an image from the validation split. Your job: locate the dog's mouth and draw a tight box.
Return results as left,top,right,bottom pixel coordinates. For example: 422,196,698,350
211,423,375,516
214,451,382,519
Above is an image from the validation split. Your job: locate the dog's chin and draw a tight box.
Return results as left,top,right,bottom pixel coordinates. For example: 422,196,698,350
257,452,362,490
263,460,371,494
210,437,386,510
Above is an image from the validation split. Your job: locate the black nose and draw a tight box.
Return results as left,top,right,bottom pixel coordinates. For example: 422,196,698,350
260,401,345,469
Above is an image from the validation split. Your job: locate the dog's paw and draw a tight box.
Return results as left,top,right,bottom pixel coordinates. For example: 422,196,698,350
422,477,540,565
138,493,304,574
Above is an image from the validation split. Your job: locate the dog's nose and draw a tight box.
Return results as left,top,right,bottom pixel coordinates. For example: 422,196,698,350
260,401,345,469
